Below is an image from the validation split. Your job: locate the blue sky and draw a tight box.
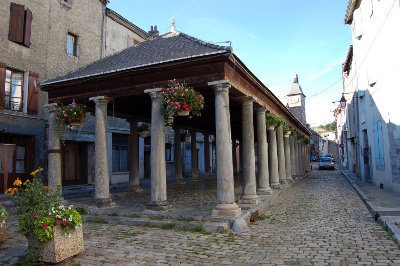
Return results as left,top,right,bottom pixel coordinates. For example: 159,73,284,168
108,0,351,126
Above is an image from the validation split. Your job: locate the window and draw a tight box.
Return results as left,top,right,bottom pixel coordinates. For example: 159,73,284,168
15,146,25,173
8,3,32,47
112,134,128,172
67,33,78,56
5,69,23,111
374,120,384,166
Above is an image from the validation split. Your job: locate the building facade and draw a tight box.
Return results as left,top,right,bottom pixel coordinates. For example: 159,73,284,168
0,0,148,191
338,0,400,192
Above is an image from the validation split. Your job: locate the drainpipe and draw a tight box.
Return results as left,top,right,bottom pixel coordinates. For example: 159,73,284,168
100,4,107,59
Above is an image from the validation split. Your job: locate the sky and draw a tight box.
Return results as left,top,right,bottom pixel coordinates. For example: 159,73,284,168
108,0,352,126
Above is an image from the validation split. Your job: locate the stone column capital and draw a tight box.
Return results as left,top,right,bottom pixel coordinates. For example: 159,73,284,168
44,103,58,112
241,96,255,105
144,88,163,99
89,96,111,105
208,80,231,93
284,133,290,138
267,125,275,131
257,107,267,114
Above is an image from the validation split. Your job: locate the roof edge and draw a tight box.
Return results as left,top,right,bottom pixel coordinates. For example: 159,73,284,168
106,8,149,40
344,0,361,24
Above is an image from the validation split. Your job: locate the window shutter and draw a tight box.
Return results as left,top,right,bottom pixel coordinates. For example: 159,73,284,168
23,8,32,47
27,73,39,115
0,64,6,109
8,3,25,43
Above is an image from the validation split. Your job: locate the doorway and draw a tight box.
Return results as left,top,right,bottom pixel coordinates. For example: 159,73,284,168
62,142,88,186
362,129,371,182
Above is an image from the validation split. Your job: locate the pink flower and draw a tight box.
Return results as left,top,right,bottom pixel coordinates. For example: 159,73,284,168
189,115,193,119
181,92,184,96
64,113,67,117
62,220,67,226
57,220,61,225
42,224,47,230
167,99,170,103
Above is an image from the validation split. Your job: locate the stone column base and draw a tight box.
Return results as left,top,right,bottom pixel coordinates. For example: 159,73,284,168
175,179,185,184
212,203,241,217
279,178,287,184
146,200,170,211
128,185,143,193
286,177,294,183
257,187,273,195
95,198,114,208
271,183,281,190
239,195,259,205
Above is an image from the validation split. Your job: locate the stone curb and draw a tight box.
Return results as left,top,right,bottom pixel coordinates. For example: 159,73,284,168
339,169,400,245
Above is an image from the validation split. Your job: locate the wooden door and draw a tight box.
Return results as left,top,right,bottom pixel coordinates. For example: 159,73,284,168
62,142,88,186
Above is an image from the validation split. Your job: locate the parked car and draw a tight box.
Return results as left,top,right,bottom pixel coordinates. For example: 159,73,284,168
319,157,335,170
310,155,317,162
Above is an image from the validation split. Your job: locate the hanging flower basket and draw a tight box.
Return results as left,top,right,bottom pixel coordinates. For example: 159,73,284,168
137,123,150,138
265,112,283,129
55,101,87,136
162,80,205,127
177,110,189,116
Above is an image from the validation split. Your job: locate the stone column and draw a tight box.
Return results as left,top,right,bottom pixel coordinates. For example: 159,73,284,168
239,97,259,204
301,140,306,174
144,89,168,210
256,108,272,194
129,120,142,192
297,138,302,175
204,133,211,177
44,103,62,193
208,80,241,217
89,96,112,206
232,141,237,174
295,134,300,176
290,135,296,177
267,125,280,189
174,126,184,183
284,133,293,182
190,129,198,180
276,125,287,184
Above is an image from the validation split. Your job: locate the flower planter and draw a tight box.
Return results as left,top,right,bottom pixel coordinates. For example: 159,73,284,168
0,222,6,243
267,125,275,131
177,110,189,116
69,122,81,127
28,226,84,263
138,130,149,138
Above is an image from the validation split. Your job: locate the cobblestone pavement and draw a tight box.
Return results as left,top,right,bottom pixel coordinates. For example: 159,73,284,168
1,169,400,265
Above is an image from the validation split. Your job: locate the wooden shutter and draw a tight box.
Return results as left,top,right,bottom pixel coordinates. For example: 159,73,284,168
0,63,6,109
23,8,32,47
27,73,39,115
8,3,25,43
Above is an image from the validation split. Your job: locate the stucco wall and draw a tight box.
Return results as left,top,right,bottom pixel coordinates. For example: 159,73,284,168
104,15,147,57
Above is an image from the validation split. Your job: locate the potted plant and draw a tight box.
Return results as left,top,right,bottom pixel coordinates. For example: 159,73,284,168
137,123,150,138
55,101,87,136
162,80,205,127
5,168,83,263
0,205,8,243
283,123,291,137
180,130,190,142
265,112,283,130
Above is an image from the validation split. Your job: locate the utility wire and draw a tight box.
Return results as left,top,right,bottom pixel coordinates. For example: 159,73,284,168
305,78,342,100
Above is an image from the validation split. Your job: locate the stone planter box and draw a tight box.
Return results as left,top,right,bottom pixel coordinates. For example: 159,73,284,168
0,223,6,243
28,226,84,263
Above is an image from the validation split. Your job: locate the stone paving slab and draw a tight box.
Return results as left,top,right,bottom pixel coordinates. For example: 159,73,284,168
1,169,400,265
339,167,400,245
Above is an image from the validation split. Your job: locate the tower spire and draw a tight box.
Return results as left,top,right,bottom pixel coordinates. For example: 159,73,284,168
171,17,176,32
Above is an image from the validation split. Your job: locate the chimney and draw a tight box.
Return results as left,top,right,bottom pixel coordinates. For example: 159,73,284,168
148,25,159,40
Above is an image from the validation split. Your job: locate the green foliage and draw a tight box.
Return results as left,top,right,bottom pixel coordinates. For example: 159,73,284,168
162,80,205,127
304,138,310,144
312,121,337,133
0,206,8,224
282,123,290,135
75,206,87,215
177,215,194,223
265,112,284,128
137,122,149,132
7,168,82,243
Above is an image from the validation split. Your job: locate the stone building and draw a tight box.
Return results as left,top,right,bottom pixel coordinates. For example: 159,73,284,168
338,0,400,192
41,26,311,214
0,0,148,191
287,74,306,125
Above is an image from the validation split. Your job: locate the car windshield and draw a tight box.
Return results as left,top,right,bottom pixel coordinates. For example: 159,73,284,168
320,158,331,162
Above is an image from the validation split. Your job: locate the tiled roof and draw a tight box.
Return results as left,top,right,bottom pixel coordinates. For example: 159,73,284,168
344,0,361,24
288,73,304,96
42,32,230,86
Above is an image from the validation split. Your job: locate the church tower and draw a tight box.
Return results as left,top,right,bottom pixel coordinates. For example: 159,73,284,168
287,73,306,125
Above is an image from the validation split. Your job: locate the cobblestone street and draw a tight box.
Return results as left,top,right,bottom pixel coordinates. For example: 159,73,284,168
1,170,400,265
